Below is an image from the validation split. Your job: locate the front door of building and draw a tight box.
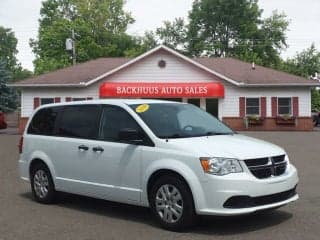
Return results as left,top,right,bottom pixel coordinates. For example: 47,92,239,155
206,99,219,118
187,98,200,107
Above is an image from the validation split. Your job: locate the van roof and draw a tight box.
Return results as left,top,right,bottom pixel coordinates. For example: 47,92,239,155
37,99,184,109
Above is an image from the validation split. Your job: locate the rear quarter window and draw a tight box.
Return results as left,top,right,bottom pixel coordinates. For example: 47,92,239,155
27,107,61,135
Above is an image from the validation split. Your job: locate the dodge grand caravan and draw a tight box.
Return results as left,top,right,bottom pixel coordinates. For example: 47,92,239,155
19,100,298,230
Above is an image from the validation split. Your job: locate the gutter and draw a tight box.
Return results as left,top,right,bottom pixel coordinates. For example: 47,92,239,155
7,82,320,88
7,83,87,88
238,83,320,87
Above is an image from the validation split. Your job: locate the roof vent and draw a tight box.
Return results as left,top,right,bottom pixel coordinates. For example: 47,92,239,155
252,62,255,70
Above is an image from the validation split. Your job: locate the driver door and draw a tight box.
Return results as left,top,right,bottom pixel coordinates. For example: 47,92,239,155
89,105,147,203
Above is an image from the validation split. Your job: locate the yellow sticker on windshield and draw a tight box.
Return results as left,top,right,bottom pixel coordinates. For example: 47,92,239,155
136,104,150,113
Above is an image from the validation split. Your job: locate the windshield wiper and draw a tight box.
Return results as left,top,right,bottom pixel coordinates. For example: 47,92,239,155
159,133,186,139
205,131,234,136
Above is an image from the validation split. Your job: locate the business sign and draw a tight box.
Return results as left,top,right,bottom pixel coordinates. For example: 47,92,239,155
100,82,224,98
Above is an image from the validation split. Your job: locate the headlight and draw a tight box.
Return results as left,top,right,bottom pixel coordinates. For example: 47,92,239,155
200,157,243,175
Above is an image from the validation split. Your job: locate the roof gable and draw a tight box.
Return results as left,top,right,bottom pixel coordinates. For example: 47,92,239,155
84,45,240,86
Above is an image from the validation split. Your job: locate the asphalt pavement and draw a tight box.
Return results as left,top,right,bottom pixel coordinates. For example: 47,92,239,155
0,131,319,240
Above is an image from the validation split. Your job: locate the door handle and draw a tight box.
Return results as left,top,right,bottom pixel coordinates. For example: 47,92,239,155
92,146,104,153
78,145,89,151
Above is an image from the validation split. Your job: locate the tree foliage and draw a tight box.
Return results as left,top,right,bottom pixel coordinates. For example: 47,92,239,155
0,26,33,81
0,61,18,112
281,44,320,78
0,26,18,72
154,0,289,67
237,11,289,67
156,18,188,53
124,31,158,57
31,0,137,74
280,45,320,110
188,0,262,57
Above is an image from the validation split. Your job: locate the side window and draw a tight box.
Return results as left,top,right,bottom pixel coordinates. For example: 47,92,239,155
99,106,142,142
57,105,100,139
28,107,60,135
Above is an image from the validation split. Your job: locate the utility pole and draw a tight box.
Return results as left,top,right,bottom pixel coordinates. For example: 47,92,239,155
71,29,76,65
66,29,76,65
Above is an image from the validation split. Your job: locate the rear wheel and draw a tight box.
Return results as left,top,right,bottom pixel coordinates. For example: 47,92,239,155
149,175,196,231
313,117,317,126
30,163,56,204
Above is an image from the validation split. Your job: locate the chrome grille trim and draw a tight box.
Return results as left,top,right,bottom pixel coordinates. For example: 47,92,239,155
244,155,287,179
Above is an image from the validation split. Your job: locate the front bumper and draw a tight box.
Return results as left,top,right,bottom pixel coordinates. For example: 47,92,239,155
195,164,299,216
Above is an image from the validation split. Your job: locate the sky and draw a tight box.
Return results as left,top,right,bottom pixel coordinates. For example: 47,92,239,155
0,0,319,71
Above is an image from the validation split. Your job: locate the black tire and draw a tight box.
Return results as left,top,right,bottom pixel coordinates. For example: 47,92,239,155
313,117,317,126
30,162,56,204
149,174,197,231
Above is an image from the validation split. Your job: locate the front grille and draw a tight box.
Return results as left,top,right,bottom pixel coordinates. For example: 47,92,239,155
244,155,287,179
223,186,297,209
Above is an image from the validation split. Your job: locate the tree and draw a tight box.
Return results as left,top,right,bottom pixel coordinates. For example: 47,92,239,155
0,27,18,72
154,0,289,68
0,61,18,112
237,11,289,67
124,31,158,57
12,66,33,81
0,26,33,81
280,45,320,110
31,0,136,74
156,18,188,53
188,0,262,57
281,44,320,78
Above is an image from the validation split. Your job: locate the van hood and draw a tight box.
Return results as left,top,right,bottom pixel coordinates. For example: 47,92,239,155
165,134,285,160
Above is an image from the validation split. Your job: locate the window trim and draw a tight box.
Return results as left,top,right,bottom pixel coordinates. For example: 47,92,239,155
277,97,293,116
245,97,260,116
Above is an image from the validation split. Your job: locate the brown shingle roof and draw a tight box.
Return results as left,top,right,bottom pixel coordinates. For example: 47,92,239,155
11,48,318,87
194,57,317,85
14,57,131,86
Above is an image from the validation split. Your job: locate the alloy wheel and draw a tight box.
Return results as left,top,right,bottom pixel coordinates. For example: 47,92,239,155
155,184,184,223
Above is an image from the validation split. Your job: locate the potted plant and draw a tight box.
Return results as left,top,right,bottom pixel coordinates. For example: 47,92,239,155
244,115,264,127
276,114,296,125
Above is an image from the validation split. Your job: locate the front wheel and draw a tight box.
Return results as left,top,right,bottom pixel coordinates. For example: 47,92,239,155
149,175,197,231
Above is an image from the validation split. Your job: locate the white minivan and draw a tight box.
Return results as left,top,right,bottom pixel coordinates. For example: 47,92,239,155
19,99,298,230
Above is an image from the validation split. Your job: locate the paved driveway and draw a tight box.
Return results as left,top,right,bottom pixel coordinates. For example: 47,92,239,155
0,131,319,240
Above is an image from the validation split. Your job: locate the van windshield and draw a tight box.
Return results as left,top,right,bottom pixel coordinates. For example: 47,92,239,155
129,103,234,139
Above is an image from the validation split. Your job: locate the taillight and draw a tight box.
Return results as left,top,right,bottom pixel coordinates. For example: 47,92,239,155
19,136,24,154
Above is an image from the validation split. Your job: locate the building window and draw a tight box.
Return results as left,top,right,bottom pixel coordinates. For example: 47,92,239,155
278,98,292,115
246,98,260,115
40,98,54,105
72,98,86,101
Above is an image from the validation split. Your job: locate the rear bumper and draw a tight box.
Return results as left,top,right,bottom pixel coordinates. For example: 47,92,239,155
195,164,299,216
18,158,29,182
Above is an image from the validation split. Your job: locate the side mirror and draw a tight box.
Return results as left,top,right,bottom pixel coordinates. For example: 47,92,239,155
119,128,144,144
